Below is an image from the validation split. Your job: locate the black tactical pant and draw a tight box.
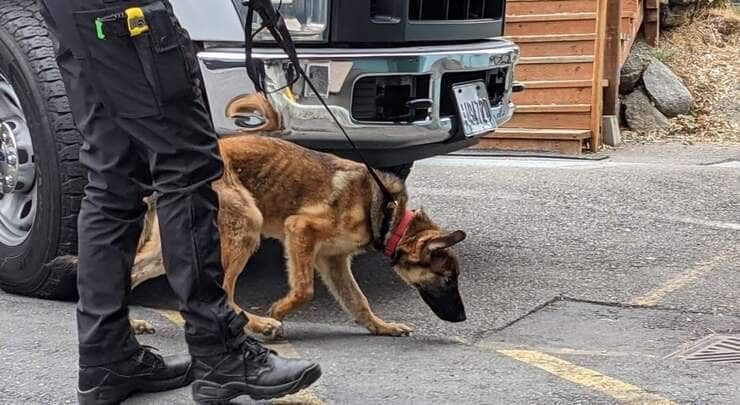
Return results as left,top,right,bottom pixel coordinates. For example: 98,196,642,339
40,0,245,367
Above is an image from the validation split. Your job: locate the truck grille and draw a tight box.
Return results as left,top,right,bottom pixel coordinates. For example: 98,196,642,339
332,0,505,44
408,0,505,21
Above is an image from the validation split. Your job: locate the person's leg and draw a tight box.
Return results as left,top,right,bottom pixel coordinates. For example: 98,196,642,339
45,0,237,353
122,112,323,402
41,0,150,369
45,0,321,401
72,76,149,367
117,7,322,401
41,3,194,404
121,103,238,357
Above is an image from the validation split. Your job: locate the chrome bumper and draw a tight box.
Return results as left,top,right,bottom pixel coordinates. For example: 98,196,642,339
197,40,519,149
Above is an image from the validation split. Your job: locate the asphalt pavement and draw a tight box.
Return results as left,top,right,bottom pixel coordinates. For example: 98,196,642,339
1,142,739,404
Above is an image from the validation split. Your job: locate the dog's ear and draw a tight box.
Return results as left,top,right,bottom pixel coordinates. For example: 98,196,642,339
413,208,431,223
422,230,466,260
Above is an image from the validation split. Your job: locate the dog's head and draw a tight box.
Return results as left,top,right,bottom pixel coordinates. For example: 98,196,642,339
391,210,467,323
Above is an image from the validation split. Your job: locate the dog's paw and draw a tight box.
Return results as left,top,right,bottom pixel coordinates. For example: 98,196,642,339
368,321,412,337
130,319,156,335
270,323,286,340
249,317,285,340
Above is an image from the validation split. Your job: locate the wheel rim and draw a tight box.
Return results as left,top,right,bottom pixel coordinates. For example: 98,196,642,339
0,72,37,246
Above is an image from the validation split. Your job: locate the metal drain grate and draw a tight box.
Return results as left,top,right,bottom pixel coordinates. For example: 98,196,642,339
667,335,740,364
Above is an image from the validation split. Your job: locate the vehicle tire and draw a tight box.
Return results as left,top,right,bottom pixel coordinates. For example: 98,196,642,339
0,0,84,301
379,162,414,182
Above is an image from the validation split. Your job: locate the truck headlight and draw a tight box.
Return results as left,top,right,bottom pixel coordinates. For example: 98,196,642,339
245,0,329,42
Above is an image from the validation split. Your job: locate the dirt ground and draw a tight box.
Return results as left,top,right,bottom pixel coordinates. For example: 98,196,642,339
623,6,740,145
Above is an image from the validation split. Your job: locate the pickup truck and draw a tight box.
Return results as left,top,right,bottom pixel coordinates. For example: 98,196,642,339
0,0,518,299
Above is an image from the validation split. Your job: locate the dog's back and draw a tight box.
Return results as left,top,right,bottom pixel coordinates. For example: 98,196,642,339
217,135,405,240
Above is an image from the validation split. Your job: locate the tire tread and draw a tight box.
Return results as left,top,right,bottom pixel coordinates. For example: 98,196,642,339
0,0,83,299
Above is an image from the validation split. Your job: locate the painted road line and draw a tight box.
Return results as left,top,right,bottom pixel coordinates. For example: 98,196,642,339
155,309,185,327
153,309,326,405
630,256,728,306
480,342,659,359
498,349,676,404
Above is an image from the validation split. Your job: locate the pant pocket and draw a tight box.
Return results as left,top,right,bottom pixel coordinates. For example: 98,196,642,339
140,1,194,103
72,6,160,118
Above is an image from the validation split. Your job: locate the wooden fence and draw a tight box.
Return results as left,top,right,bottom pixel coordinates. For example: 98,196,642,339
477,0,658,154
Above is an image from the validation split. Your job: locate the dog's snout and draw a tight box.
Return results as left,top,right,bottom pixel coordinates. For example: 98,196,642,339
450,309,466,323
418,283,467,323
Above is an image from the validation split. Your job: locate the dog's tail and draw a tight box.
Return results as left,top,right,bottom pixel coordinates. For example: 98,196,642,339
34,255,79,301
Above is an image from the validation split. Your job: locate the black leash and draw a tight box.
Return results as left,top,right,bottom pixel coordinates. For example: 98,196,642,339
241,0,396,205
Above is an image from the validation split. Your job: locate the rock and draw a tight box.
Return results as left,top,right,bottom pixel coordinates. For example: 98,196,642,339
642,60,694,117
622,89,671,132
619,42,654,94
661,0,701,29
661,4,692,29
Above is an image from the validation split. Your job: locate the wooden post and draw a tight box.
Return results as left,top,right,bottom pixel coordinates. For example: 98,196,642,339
644,0,660,46
603,0,622,116
589,0,608,152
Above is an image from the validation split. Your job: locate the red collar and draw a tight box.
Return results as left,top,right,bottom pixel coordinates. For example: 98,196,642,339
384,210,414,257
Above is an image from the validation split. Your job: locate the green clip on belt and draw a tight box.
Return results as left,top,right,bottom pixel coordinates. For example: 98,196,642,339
95,18,106,40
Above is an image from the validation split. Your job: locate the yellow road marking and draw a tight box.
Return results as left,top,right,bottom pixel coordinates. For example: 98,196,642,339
154,309,185,327
267,341,325,405
272,387,325,405
152,309,325,404
480,342,658,359
498,349,675,404
630,256,727,306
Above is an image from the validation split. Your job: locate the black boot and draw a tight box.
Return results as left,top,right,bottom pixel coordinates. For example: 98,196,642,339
78,347,193,405
191,335,321,404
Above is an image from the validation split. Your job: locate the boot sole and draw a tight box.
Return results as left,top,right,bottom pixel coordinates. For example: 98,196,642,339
192,363,322,404
77,365,194,405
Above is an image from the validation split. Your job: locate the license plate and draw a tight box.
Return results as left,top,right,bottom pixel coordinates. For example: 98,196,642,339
453,81,496,137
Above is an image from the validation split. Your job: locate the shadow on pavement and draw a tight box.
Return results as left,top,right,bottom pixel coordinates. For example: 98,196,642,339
131,239,409,325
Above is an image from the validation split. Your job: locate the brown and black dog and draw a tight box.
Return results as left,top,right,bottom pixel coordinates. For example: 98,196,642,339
77,135,468,338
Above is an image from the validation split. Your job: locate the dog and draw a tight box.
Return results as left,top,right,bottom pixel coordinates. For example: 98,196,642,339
59,135,468,338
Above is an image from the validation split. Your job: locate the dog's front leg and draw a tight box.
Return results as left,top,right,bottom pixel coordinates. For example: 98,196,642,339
317,255,411,337
268,215,329,321
128,228,166,335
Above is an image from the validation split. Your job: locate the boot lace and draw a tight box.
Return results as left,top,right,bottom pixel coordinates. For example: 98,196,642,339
239,335,272,365
137,345,165,370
